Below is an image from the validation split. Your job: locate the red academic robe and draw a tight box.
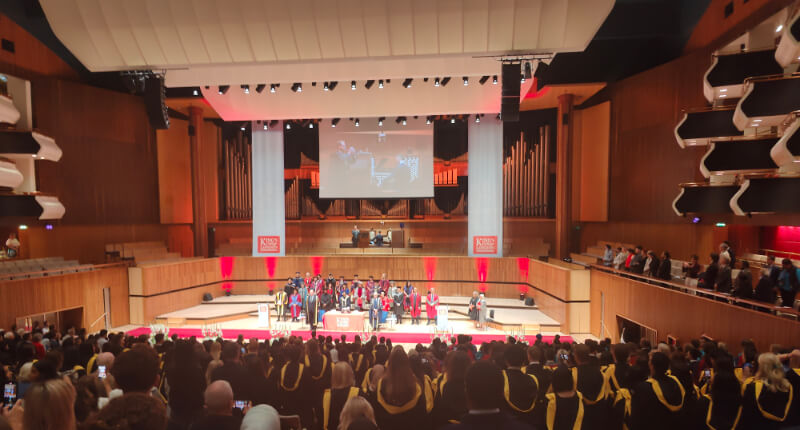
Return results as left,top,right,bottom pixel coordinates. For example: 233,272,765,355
304,277,313,287
356,287,366,307
290,293,302,318
379,279,391,293
382,296,392,311
409,293,422,318
426,293,439,318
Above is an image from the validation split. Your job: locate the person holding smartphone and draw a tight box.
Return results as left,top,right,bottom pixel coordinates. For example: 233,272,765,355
192,380,242,430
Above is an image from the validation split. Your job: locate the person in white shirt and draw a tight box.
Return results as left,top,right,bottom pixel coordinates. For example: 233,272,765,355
5,232,20,258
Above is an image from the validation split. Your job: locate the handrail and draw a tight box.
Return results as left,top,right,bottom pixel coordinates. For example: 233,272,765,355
590,264,800,318
0,261,129,281
761,248,800,259
89,313,107,329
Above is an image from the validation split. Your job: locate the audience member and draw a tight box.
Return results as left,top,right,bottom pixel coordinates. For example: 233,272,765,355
740,353,793,429
339,397,377,430
321,362,359,430
602,245,614,266
191,380,240,430
715,255,733,294
240,405,280,430
448,361,531,430
777,258,800,308
210,342,251,401
630,352,685,430
87,392,167,430
698,253,719,290
733,260,754,299
655,251,672,281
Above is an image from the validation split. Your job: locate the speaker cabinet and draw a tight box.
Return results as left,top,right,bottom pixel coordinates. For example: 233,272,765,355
144,75,169,130
501,63,520,122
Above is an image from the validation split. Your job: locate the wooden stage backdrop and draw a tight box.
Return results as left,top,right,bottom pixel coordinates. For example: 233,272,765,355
128,256,590,333
0,264,130,331
590,269,800,353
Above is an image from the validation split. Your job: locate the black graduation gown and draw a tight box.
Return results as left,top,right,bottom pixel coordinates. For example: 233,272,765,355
278,361,314,428
431,376,468,429
371,380,432,430
543,393,584,430
524,363,553,426
696,394,742,430
573,365,610,430
321,386,359,430
501,369,538,426
739,379,793,430
630,376,686,430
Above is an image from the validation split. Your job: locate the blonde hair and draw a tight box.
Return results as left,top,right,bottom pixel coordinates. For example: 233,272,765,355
338,396,376,430
332,361,355,389
756,353,791,393
24,379,77,430
206,359,223,385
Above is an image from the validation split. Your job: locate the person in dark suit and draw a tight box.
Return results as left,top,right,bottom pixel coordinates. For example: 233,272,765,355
370,292,382,331
715,255,733,294
392,286,405,324
698,253,719,290
656,251,672,281
210,342,252,402
682,254,701,280
629,246,645,274
190,380,241,430
306,289,320,329
284,277,296,297
445,361,532,430
733,260,754,299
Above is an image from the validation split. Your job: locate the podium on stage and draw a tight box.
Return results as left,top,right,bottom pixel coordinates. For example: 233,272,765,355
257,303,270,328
436,305,449,331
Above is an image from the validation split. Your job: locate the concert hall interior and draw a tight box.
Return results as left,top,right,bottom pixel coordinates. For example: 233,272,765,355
2,0,800,428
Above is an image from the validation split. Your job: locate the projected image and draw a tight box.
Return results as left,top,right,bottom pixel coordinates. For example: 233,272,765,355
320,118,433,198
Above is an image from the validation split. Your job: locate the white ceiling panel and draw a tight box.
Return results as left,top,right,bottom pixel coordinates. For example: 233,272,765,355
40,0,613,82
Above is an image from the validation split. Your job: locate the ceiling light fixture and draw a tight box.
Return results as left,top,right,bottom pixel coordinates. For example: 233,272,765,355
286,123,291,130
328,81,338,91
324,82,330,91
270,84,277,93
263,122,268,130
776,24,784,33
440,77,450,87
365,80,375,89
479,76,489,85
378,80,384,89
434,78,440,87
378,117,385,127
451,117,456,124
524,62,532,80
402,118,407,126
309,122,314,129
355,118,360,127
218,85,229,95
241,84,250,94
492,75,498,85
426,116,432,125
240,125,246,131
351,81,357,90
192,89,199,96
520,74,526,83
256,84,266,93
402,78,413,88
463,76,469,86
475,114,481,123
291,83,302,93
331,118,340,127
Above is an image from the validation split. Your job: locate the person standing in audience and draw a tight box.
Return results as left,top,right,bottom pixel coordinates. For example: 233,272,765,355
572,344,609,430
698,253,719,290
525,346,553,425
370,347,431,430
375,231,384,247
733,260,754,300
624,248,635,271
426,288,439,326
431,351,470,427
210,342,252,402
500,345,538,427
542,365,585,430
630,352,686,430
715,255,733,294
764,255,781,286
339,397,378,430
719,241,735,266
278,344,313,427
166,339,206,429
4,233,20,258
696,354,742,430
629,247,645,274
603,244,614,266
613,247,627,270
656,251,672,281
320,362,360,430
683,254,701,281
740,353,793,429
240,404,281,430
191,380,241,430
646,250,661,278
777,258,800,308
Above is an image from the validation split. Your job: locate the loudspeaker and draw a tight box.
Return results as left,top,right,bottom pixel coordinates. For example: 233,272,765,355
501,63,520,122
525,297,535,307
489,310,495,319
202,293,213,302
144,75,170,130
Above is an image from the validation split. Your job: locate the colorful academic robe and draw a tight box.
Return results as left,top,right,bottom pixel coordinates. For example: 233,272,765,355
275,291,288,315
290,293,302,318
426,293,439,318
379,279,391,293
409,293,422,318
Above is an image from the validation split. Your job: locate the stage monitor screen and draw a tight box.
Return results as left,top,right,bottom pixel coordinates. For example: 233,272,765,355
319,117,433,198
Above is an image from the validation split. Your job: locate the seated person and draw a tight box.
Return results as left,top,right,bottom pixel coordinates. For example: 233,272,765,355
374,231,384,246
385,228,392,244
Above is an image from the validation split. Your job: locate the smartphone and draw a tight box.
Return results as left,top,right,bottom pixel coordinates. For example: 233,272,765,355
98,365,107,379
4,383,15,405
559,353,569,361
234,400,247,410
703,369,711,378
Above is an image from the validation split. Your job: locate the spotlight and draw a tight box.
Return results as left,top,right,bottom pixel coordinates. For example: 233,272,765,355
270,84,277,93
324,82,330,91
451,117,456,124
426,116,432,125
440,77,450,87
691,217,701,224
524,61,532,79
378,80,384,89
218,85,230,95
291,83,302,93
18,224,27,230
45,224,53,230
492,75,498,85
475,115,480,123
395,116,407,125
286,122,291,130
402,78,413,88
240,125,246,131
378,117,385,127
256,84,266,93
365,80,375,89
351,80,357,90
331,118,340,127
463,76,469,86
479,76,489,85
520,74,526,83
263,122,268,130
776,24,784,33
355,118,360,127
192,89,199,96
402,118,407,126
309,122,314,129
434,78,440,87
328,81,338,91
241,84,250,94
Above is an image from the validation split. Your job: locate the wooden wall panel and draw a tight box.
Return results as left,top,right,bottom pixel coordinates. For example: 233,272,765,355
19,223,172,263
578,222,716,262
0,13,79,81
32,79,159,225
0,264,129,330
590,270,800,353
156,118,192,224
576,102,610,222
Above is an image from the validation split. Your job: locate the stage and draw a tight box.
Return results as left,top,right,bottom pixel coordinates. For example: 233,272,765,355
124,294,573,345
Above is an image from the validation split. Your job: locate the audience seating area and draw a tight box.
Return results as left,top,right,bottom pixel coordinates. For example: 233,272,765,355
0,257,91,281
105,241,181,264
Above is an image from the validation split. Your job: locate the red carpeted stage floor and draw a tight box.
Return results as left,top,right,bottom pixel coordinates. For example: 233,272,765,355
126,327,572,345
